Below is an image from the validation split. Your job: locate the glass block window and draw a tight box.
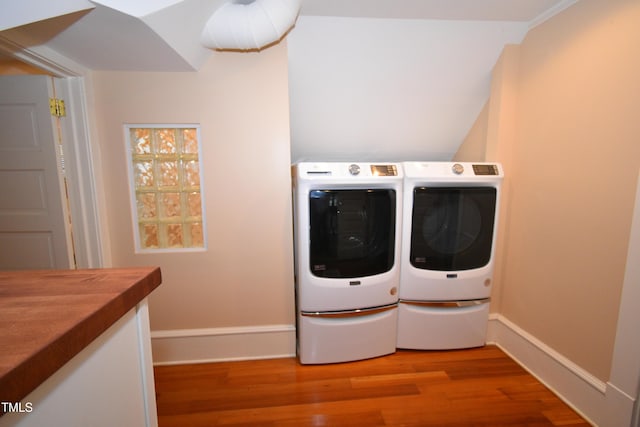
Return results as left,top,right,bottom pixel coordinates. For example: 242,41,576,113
125,125,206,251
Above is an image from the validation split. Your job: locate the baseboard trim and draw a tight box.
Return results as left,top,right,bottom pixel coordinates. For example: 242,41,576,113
151,324,296,366
487,314,606,393
487,314,635,426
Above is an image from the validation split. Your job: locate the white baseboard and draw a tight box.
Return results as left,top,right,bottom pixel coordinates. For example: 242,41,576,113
151,324,296,366
488,314,636,427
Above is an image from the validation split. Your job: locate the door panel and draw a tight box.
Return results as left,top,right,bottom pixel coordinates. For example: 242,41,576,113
0,75,71,270
0,170,48,212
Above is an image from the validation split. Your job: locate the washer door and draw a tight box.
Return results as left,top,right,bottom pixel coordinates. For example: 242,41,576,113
410,187,496,271
309,189,396,278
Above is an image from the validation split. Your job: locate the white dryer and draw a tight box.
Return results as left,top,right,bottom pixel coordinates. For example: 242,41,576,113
397,162,503,350
292,162,402,364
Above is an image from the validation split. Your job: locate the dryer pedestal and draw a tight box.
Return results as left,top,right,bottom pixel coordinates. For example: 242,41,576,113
396,300,489,350
397,162,502,351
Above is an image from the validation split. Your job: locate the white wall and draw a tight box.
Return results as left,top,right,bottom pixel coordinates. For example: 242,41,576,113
287,15,528,162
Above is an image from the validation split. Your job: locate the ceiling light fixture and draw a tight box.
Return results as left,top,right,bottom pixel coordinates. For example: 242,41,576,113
201,0,302,51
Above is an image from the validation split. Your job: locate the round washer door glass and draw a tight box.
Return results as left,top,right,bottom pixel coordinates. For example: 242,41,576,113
410,187,497,271
309,189,396,278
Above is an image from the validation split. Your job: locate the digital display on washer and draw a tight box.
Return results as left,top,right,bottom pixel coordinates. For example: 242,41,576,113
472,164,499,175
371,165,397,176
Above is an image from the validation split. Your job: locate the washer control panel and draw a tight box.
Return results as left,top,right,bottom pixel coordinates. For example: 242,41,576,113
370,164,398,176
298,162,402,179
346,164,399,176
472,164,500,175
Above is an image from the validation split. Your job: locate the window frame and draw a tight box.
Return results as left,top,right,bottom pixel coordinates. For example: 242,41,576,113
124,124,207,253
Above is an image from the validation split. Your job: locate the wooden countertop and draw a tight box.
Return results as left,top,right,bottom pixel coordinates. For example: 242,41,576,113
0,267,162,409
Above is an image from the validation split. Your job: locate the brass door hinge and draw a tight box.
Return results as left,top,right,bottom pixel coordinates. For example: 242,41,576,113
49,98,66,117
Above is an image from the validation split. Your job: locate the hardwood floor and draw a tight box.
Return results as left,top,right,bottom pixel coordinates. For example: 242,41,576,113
154,345,591,426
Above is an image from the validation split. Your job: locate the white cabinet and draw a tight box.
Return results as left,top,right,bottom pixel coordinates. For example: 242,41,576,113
0,301,157,427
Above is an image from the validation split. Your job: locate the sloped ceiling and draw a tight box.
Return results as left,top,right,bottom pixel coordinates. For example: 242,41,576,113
289,0,577,162
0,0,95,32
1,0,576,161
1,0,575,72
288,16,525,162
0,0,225,71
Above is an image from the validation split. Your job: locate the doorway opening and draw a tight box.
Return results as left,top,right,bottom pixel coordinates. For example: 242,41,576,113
0,48,103,269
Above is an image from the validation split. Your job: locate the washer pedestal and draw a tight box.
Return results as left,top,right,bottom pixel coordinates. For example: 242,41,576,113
298,306,397,364
396,301,489,350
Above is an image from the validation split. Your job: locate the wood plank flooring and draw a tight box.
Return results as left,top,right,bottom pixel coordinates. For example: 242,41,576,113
154,345,591,426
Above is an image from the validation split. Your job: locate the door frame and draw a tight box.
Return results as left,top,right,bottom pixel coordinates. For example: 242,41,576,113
0,38,106,268
54,76,105,268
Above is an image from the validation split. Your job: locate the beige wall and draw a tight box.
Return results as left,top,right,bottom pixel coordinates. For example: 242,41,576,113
455,0,640,381
90,42,295,331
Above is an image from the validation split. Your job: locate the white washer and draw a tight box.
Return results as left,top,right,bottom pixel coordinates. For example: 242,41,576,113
292,162,403,364
397,162,503,350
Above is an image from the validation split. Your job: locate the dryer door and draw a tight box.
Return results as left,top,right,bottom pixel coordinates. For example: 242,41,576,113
309,189,396,278
410,186,496,271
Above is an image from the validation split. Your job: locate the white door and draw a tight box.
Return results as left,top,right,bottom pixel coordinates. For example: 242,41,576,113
0,75,73,270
